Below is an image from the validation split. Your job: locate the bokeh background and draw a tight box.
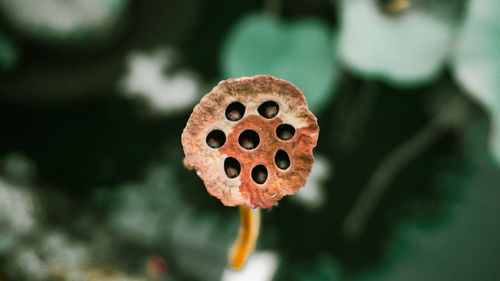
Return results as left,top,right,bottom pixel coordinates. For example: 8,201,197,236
0,0,499,280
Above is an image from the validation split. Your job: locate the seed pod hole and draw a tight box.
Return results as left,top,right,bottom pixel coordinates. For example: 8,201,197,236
258,101,279,119
224,157,241,178
251,165,268,184
275,150,290,170
206,130,226,148
276,124,295,140
238,130,260,150
226,102,245,121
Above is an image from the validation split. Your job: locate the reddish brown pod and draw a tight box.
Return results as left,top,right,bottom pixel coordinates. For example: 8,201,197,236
182,75,319,209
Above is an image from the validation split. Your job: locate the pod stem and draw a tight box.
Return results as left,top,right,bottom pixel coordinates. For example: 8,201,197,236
229,206,261,270
341,95,470,239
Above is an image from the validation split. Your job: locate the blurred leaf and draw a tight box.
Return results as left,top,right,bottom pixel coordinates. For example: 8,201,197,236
0,0,129,43
338,0,462,86
0,31,18,71
221,13,338,113
0,0,202,102
99,164,236,281
106,0,128,13
119,47,203,115
0,236,12,253
452,0,500,166
274,117,499,281
0,153,37,183
353,122,500,281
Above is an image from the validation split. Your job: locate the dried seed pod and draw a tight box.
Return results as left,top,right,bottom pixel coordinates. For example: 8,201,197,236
182,75,319,208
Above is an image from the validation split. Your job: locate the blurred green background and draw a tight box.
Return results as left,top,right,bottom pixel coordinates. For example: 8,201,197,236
0,0,499,280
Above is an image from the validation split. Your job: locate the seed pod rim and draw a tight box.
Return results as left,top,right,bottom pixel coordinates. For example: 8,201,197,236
182,75,319,208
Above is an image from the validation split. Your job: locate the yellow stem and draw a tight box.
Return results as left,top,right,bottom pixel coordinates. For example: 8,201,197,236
386,0,411,13
229,206,261,270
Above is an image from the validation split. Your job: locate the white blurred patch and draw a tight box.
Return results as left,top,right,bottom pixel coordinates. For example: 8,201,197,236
339,0,454,85
113,186,161,241
292,155,331,210
42,232,89,279
0,0,128,41
11,228,147,281
221,251,279,281
119,47,202,114
0,180,36,233
16,248,47,279
451,0,500,166
14,232,92,280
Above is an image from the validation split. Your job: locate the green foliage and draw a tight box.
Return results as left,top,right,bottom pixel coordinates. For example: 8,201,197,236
355,123,500,281
452,0,500,165
0,32,18,71
1,0,500,280
0,0,129,43
0,236,11,253
96,164,237,281
221,13,338,113
105,0,129,13
338,0,460,86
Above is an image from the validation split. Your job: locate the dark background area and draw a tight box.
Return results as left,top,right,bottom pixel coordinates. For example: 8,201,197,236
0,0,498,280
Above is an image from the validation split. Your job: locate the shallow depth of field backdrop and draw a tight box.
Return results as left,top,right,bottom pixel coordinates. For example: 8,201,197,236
0,0,499,280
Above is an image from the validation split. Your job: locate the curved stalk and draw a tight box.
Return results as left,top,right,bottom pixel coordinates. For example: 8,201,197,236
229,206,261,270
342,95,469,239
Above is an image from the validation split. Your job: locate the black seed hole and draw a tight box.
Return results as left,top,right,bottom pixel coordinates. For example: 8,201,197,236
226,102,245,121
224,157,241,178
239,130,260,150
275,150,290,170
251,165,268,184
276,124,295,140
206,130,226,148
258,101,279,119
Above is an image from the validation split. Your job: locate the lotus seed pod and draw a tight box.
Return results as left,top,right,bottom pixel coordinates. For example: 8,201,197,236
181,75,319,208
